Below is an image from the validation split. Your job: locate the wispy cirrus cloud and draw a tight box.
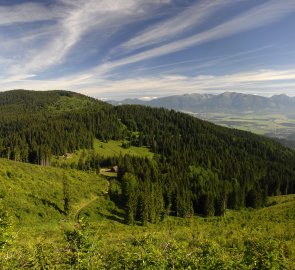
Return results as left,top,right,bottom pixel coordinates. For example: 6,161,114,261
1,0,295,99
1,0,171,79
134,46,274,74
0,2,63,25
95,0,295,76
119,0,242,51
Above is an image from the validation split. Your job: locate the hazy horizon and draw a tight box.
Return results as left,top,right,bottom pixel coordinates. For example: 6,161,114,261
101,91,295,101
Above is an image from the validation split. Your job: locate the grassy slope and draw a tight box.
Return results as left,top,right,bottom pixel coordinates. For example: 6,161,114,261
0,158,108,226
1,158,294,238
0,90,108,114
47,95,95,114
7,193,295,268
89,194,295,248
0,90,294,267
75,194,295,268
0,157,294,267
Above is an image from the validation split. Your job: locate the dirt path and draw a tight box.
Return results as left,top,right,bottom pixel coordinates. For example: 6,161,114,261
73,183,110,221
74,197,99,221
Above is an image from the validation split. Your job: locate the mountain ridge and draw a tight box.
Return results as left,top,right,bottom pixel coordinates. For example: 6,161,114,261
108,91,295,114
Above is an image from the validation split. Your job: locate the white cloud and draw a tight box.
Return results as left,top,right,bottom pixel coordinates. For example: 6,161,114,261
92,69,295,97
1,0,295,99
120,0,241,51
95,0,295,75
2,68,295,99
0,2,63,25
138,96,158,101
1,0,171,79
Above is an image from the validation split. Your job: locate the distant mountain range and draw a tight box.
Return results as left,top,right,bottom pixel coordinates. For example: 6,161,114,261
108,92,295,115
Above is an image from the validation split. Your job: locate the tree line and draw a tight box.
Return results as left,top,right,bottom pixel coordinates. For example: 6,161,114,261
1,90,295,223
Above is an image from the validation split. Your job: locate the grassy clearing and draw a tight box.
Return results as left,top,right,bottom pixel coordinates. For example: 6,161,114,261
99,168,118,177
52,139,153,165
85,194,295,256
93,139,153,158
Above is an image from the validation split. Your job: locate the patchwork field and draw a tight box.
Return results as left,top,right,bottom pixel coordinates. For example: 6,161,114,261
194,112,295,140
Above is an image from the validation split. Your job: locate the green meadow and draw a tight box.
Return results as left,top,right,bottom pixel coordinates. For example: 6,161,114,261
92,139,153,158
52,139,153,168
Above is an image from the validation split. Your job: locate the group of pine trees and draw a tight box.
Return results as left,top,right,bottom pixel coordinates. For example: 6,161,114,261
113,106,295,222
0,90,124,164
111,155,267,224
1,90,295,223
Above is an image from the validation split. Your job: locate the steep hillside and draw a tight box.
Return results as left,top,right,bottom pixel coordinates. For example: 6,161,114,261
0,158,108,225
1,90,295,223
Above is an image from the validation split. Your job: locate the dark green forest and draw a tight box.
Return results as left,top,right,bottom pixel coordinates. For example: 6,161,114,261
1,90,295,224
0,90,123,164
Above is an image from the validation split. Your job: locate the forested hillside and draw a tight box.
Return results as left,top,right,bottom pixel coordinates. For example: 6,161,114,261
0,90,124,164
115,105,295,223
1,90,295,224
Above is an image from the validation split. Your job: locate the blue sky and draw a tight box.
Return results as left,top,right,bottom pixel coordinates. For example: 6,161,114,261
1,0,295,100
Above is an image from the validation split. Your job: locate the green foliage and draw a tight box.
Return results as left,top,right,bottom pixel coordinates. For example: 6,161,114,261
92,139,153,158
1,194,295,269
122,173,138,224
115,105,295,219
109,180,122,204
242,238,291,270
51,139,153,172
63,176,71,216
0,158,108,225
63,218,91,267
0,207,12,250
118,156,165,224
